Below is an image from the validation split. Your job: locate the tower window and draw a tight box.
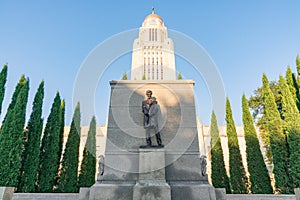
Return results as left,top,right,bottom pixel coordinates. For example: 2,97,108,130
152,29,154,41
152,66,154,79
148,68,150,80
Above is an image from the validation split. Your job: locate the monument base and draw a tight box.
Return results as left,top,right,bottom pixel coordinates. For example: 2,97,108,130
89,182,135,200
133,148,171,200
88,81,217,200
133,182,171,200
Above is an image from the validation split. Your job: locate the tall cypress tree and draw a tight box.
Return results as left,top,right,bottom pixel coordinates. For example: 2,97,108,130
210,111,230,193
37,92,62,192
262,74,291,193
78,116,97,188
242,94,272,194
279,75,300,188
56,103,81,192
1,75,26,125
18,81,44,192
226,97,248,194
0,64,8,115
0,77,29,186
285,66,300,111
58,100,66,165
53,100,66,188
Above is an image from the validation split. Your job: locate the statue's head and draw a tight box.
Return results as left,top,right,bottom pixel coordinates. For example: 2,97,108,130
146,90,152,98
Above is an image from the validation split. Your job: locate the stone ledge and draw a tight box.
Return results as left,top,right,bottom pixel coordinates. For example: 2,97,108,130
12,193,78,200
110,80,195,85
225,194,296,200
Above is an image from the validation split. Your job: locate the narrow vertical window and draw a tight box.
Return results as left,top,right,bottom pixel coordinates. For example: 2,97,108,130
152,29,154,41
152,66,154,80
148,67,150,80
144,57,146,76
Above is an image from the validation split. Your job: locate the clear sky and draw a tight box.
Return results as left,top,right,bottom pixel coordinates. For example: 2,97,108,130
0,1,299,126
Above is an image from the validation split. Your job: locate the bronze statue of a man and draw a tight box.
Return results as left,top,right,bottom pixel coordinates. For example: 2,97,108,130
141,90,163,147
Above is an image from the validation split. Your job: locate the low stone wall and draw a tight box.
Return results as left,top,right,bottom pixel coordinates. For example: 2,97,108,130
226,194,296,200
12,193,78,200
7,188,300,200
215,188,299,200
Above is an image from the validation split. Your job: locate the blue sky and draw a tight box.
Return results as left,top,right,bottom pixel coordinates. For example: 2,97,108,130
0,1,300,126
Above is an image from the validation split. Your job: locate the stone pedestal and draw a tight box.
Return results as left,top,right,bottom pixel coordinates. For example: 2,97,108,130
89,182,135,200
133,149,171,200
89,81,216,200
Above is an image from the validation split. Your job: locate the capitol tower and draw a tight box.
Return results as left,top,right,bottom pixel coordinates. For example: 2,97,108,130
131,8,176,80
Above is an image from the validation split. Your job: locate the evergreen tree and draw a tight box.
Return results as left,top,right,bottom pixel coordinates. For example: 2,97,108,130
177,72,183,80
278,75,300,188
0,64,8,115
58,100,66,166
210,111,230,193
226,97,248,194
1,75,27,125
142,73,146,80
53,100,66,188
242,94,272,194
285,66,300,111
37,92,62,192
248,81,281,163
18,81,44,192
121,72,127,80
262,74,291,193
56,103,81,192
78,116,97,188
0,77,29,186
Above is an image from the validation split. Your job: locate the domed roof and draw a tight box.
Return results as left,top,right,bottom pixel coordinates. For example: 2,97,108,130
143,8,163,25
144,13,162,21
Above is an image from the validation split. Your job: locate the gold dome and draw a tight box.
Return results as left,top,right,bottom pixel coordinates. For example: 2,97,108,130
144,13,162,21
143,8,163,22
